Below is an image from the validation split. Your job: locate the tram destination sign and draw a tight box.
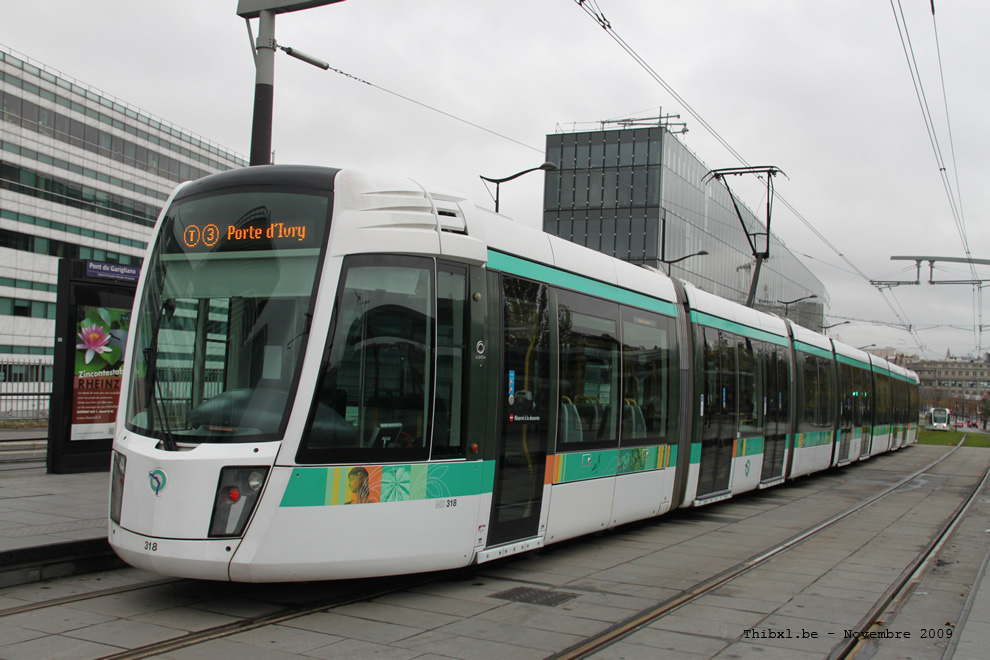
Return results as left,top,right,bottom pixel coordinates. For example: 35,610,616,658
169,214,324,254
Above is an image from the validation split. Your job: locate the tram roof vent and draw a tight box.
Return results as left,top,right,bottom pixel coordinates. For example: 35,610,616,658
436,206,467,234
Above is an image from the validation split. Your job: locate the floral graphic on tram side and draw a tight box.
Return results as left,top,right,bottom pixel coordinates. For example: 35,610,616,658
381,465,430,502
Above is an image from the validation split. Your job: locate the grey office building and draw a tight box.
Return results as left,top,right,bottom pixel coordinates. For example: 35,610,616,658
542,123,826,329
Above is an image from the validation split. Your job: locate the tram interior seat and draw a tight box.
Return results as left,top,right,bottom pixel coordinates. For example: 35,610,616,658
575,397,602,434
560,396,583,444
623,400,647,439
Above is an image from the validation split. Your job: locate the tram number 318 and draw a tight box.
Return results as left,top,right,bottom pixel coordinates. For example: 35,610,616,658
144,541,158,552
435,499,458,509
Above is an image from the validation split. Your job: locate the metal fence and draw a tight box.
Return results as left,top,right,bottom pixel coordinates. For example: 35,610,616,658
0,358,53,421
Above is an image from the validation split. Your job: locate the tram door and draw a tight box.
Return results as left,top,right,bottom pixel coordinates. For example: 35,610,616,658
836,362,855,463
697,327,736,498
488,276,551,547
858,368,874,458
761,343,790,481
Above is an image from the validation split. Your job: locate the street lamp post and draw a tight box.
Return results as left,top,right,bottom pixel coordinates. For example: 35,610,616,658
480,162,556,213
659,250,708,275
659,211,708,274
822,321,850,332
780,294,818,319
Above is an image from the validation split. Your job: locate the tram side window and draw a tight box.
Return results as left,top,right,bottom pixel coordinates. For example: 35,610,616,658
822,356,836,428
855,366,872,426
876,373,893,426
701,327,738,440
701,327,721,441
839,363,854,428
768,344,790,431
720,331,739,434
897,379,909,426
432,264,467,458
801,353,833,431
299,256,434,463
737,338,761,435
557,291,620,449
620,308,676,446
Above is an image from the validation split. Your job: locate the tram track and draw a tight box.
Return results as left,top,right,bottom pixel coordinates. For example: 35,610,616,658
82,570,468,660
0,562,476,659
0,576,181,618
551,439,980,659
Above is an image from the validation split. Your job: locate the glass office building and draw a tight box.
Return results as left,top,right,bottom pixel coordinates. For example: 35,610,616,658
0,44,246,360
543,124,826,329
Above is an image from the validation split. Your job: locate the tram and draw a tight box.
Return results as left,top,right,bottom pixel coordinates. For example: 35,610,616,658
108,165,919,581
927,407,951,431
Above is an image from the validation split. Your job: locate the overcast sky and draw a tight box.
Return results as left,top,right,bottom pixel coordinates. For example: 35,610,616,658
4,1,988,360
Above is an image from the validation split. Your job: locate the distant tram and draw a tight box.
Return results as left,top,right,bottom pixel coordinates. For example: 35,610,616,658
108,165,920,582
927,407,951,431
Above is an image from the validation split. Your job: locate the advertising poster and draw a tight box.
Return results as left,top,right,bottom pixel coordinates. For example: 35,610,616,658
70,305,130,441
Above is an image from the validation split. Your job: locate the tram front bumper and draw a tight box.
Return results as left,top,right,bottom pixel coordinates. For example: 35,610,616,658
109,522,240,581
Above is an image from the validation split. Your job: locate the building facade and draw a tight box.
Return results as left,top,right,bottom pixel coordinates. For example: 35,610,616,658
0,44,246,362
906,353,990,416
542,123,827,329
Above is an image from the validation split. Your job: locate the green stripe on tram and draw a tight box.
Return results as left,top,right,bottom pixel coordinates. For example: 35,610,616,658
280,460,494,507
689,311,789,347
486,250,678,318
796,430,834,448
836,353,871,370
737,436,765,457
555,450,619,482
552,444,677,484
794,340,834,361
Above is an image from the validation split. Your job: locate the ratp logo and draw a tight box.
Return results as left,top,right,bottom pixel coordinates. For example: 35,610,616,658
149,469,167,496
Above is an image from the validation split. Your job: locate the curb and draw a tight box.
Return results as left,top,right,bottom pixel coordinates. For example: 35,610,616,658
0,538,124,588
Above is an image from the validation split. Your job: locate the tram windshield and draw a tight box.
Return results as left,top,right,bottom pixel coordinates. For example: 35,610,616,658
124,188,330,443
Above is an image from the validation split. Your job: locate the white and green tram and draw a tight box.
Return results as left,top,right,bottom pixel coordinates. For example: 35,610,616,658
108,165,919,581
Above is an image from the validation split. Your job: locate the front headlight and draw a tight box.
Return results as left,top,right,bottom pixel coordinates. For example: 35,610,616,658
208,466,269,538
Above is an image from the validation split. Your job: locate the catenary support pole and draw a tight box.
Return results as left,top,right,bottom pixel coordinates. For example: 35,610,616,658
249,10,276,166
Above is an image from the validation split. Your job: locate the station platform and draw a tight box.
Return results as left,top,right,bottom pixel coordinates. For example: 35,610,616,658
1,442,989,658
0,429,113,586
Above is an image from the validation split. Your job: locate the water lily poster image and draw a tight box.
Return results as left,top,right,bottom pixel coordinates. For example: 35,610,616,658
71,305,129,440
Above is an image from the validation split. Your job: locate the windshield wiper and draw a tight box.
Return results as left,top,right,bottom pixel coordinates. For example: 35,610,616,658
144,298,178,452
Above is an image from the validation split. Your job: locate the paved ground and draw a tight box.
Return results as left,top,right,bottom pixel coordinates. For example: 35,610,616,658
0,428,108,554
0,443,989,659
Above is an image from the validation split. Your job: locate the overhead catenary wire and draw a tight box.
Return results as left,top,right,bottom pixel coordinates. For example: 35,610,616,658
573,0,929,355
889,0,979,352
319,62,544,156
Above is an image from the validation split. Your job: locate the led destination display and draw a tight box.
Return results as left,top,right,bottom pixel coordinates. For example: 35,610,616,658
163,191,329,255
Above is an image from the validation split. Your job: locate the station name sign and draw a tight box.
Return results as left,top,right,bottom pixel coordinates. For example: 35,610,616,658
86,261,140,283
